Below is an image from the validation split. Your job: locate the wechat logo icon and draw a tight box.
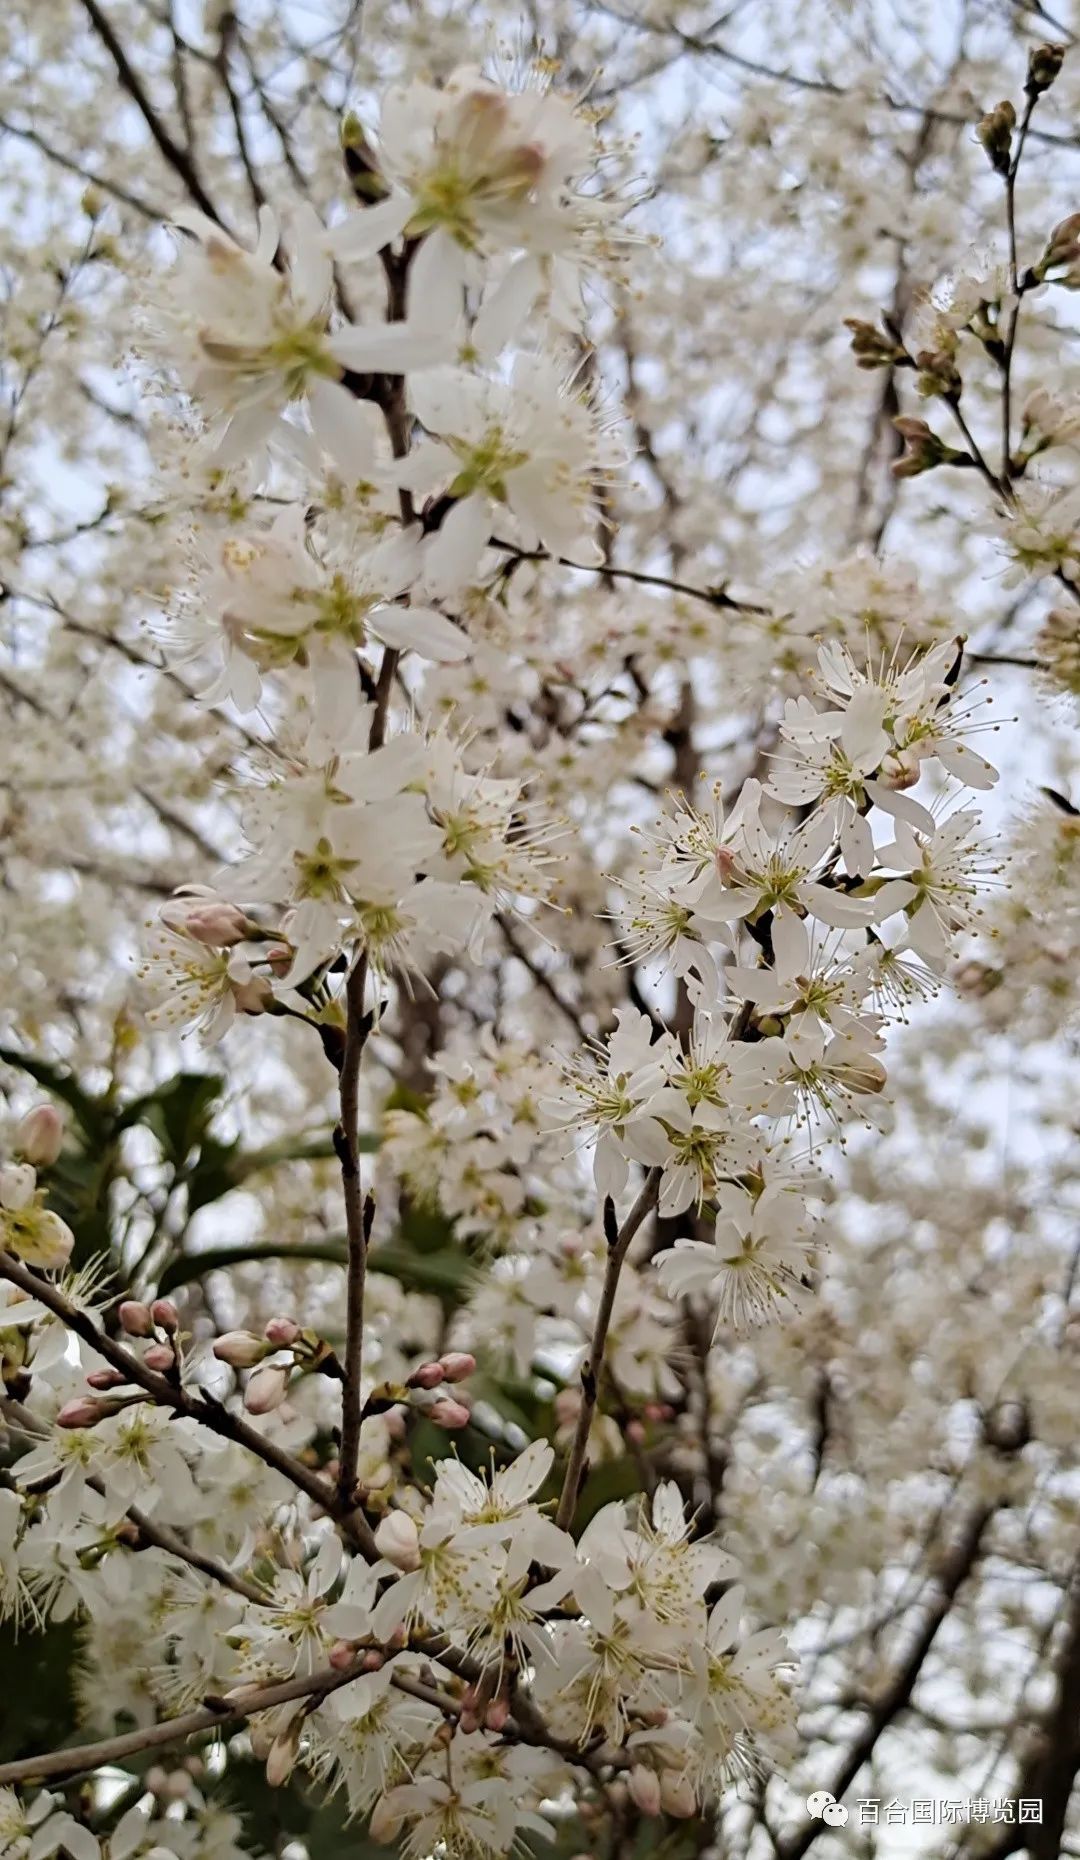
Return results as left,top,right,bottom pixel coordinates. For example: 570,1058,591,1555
806,1791,849,1827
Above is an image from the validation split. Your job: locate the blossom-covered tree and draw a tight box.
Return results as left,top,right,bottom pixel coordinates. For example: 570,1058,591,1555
1,3,1080,1858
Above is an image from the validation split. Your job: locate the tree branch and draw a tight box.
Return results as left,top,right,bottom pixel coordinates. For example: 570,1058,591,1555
555,1168,661,1531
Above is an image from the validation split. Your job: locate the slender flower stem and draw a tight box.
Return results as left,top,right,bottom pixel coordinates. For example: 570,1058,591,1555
555,1168,661,1531
335,243,412,1508
1001,92,1038,485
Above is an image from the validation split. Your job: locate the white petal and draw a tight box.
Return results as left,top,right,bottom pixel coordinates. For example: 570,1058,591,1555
370,601,470,662
308,375,376,479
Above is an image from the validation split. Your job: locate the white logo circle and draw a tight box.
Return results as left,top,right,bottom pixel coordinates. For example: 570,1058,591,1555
806,1792,849,1826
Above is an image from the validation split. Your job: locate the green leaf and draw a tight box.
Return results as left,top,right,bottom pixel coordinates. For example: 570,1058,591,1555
0,1616,82,1763
366,1241,474,1301
158,1241,350,1296
0,1045,110,1144
119,1071,224,1167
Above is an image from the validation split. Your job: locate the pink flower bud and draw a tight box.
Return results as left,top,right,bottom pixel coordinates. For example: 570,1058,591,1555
161,888,252,945
438,1352,475,1383
213,1329,269,1368
266,945,293,978
145,1768,168,1795
144,1344,176,1372
244,1363,290,1414
57,1396,110,1428
329,1640,357,1670
361,1649,385,1671
554,1389,581,1426
263,1317,301,1347
150,1298,179,1332
86,1369,127,1391
373,1511,421,1571
407,1360,445,1390
162,1770,192,1802
628,1765,662,1816
119,1300,154,1337
625,1419,646,1445
660,1771,697,1819
15,1104,64,1167
484,1695,510,1732
427,1397,470,1429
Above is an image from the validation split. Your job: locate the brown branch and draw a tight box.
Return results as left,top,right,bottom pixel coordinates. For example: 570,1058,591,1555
0,1654,369,1786
0,1252,377,1558
778,1502,995,1860
555,1169,661,1531
76,0,225,225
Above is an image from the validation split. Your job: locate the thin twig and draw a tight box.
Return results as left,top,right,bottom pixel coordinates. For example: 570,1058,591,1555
554,1169,661,1531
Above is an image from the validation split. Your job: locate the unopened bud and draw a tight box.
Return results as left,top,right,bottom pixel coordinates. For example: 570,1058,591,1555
843,316,908,370
427,1397,470,1429
15,1104,64,1167
975,99,1016,177
87,1369,128,1391
626,1419,646,1445
161,898,252,946
57,1396,112,1428
214,1329,269,1368
373,1510,420,1571
628,1765,662,1816
244,1363,290,1414
1038,213,1080,284
660,1770,697,1818
145,1768,168,1795
484,1694,510,1732
407,1360,445,1390
438,1352,475,1383
554,1388,581,1427
361,1649,386,1671
263,1316,300,1347
162,1770,192,1801
144,1344,176,1372
119,1300,154,1337
150,1299,179,1332
891,415,956,479
1026,42,1066,98
329,1640,357,1670
265,945,294,978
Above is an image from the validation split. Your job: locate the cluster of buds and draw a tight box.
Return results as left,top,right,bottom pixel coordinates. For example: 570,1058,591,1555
976,99,1016,178
212,1315,336,1414
55,1297,182,1425
0,1103,72,1270
843,316,910,370
625,1764,697,1819
374,1349,478,1430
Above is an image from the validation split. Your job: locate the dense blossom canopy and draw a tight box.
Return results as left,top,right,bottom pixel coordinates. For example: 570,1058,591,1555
0,3,1079,1859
